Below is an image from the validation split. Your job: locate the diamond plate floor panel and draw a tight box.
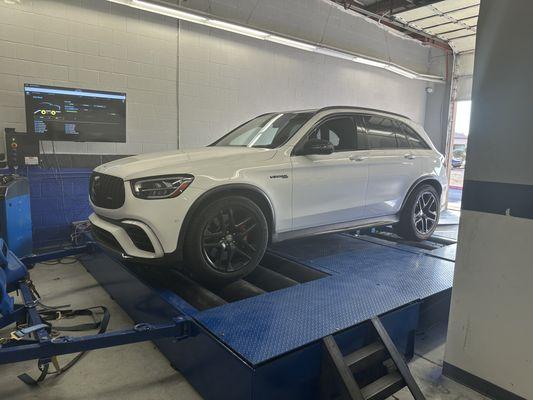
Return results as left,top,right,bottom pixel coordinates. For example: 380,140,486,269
194,234,454,366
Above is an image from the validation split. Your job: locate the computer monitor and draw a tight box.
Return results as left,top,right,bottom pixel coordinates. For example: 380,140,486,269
24,84,126,143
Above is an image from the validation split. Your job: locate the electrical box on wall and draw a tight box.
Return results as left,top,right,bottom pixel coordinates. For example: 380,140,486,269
4,129,40,169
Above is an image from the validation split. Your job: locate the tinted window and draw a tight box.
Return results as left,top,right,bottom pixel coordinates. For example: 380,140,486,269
309,117,357,152
361,116,398,150
395,130,410,149
397,121,429,149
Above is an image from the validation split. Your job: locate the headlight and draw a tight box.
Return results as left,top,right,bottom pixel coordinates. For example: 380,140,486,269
130,175,194,199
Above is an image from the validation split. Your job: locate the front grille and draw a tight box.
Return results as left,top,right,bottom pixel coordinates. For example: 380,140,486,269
123,225,155,253
91,224,124,253
90,172,125,209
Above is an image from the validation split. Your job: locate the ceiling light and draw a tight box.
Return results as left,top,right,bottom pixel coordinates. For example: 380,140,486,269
131,0,208,23
267,35,317,52
353,57,388,69
418,74,446,83
207,19,270,39
386,65,417,79
315,47,355,61
105,0,445,83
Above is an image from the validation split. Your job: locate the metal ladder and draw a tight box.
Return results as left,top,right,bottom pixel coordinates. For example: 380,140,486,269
321,317,425,400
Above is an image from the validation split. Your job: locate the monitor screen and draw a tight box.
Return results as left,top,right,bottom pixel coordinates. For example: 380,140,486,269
24,84,126,142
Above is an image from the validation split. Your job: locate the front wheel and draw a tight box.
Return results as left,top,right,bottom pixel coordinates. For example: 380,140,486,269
184,196,268,287
396,184,440,241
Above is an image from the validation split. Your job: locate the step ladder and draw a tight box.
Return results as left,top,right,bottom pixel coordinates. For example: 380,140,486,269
320,317,425,400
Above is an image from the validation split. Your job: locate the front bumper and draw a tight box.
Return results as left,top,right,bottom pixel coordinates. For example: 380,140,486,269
89,213,165,259
90,180,205,256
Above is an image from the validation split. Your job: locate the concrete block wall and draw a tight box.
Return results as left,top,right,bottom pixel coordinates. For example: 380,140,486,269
0,0,449,155
0,0,178,155
178,21,431,148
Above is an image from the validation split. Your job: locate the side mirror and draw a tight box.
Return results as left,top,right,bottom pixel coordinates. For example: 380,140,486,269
301,138,334,155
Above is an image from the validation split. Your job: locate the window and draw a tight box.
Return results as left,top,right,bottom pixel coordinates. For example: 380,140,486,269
309,117,358,152
397,121,429,149
361,115,398,150
213,112,313,148
395,129,410,149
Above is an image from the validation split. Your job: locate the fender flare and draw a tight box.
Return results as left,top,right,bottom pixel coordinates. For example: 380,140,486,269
174,183,276,260
400,176,443,212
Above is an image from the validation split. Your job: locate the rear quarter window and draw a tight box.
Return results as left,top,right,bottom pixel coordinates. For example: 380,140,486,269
397,121,430,149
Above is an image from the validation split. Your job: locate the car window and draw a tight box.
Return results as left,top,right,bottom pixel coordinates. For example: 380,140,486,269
308,117,357,152
394,122,410,149
397,121,430,149
212,112,313,148
361,115,398,150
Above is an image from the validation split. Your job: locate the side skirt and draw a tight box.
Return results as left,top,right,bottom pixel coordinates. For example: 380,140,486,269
272,215,399,243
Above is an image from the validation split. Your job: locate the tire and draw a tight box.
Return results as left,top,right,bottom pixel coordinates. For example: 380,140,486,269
184,195,268,287
396,184,440,241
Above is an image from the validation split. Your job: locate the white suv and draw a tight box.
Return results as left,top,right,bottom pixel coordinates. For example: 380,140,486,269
89,106,447,285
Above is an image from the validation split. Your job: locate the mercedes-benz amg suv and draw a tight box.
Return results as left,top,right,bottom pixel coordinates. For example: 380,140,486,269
89,106,447,285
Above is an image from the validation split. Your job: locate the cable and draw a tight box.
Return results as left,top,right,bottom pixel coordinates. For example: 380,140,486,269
39,141,94,245
51,140,72,226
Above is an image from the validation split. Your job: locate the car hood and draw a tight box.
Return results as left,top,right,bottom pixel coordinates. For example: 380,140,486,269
94,147,277,181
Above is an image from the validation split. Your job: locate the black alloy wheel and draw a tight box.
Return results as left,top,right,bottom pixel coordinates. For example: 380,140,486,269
202,206,261,273
413,190,438,236
396,184,440,241
184,196,268,286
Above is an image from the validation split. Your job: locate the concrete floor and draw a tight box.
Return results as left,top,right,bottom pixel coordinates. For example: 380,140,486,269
1,258,487,400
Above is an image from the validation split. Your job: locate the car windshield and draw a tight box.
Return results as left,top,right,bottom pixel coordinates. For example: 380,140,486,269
212,112,313,148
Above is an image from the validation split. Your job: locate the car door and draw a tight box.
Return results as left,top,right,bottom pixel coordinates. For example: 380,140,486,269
396,120,436,176
359,114,421,217
291,115,369,230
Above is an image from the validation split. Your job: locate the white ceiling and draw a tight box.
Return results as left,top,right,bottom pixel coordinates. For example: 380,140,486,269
393,0,479,54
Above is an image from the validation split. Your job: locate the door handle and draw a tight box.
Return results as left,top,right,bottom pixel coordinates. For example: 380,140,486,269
350,155,367,162
404,154,416,160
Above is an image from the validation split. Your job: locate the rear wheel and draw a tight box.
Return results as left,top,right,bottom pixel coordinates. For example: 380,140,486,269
184,196,268,287
396,184,440,241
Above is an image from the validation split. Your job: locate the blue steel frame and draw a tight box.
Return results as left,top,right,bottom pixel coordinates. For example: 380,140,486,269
81,244,425,400
20,244,91,268
3,231,453,399
0,246,191,366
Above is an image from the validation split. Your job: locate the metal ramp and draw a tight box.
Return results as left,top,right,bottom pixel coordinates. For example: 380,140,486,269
321,317,425,400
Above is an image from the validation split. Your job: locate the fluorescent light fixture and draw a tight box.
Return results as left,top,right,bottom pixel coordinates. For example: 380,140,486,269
353,57,388,69
267,35,317,52
315,47,355,61
418,73,445,83
387,65,417,79
105,0,445,83
207,19,270,39
132,0,207,23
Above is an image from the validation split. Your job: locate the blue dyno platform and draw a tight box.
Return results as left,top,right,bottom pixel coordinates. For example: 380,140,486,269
81,232,455,400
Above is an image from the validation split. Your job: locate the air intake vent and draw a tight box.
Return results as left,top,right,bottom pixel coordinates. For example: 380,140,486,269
123,224,155,252
90,224,124,253
90,173,125,209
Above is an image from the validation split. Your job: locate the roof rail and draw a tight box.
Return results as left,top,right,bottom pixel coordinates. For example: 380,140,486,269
315,106,411,120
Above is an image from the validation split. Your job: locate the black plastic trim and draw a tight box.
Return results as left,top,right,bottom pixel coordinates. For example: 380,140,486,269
399,176,443,212
443,362,526,400
462,179,533,220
